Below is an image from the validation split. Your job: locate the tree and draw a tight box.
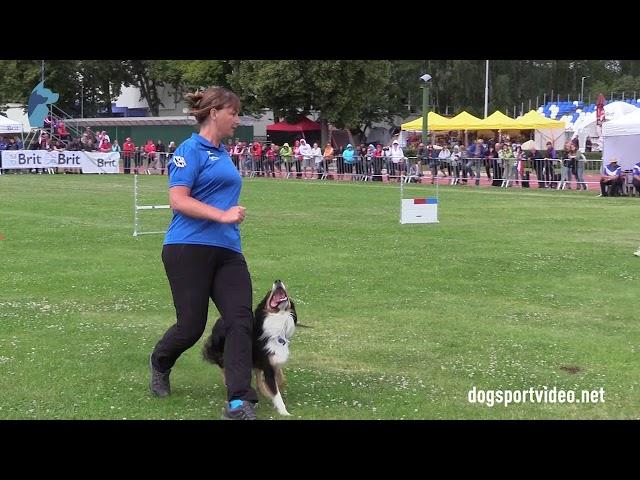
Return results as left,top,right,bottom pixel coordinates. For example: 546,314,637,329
3,59,640,127
169,60,232,112
75,60,131,117
0,60,41,114
227,60,392,145
387,60,426,116
0,60,132,118
609,74,640,100
118,60,230,117
174,60,228,89
122,60,168,117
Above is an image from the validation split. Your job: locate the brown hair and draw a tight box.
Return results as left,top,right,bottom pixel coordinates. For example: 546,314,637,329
185,86,241,125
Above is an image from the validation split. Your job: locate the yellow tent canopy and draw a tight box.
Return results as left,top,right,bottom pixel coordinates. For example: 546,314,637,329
515,110,565,129
478,111,521,130
401,109,565,132
445,111,485,130
400,112,452,131
515,110,567,150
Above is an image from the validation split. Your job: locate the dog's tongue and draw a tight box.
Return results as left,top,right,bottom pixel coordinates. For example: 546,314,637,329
270,289,287,308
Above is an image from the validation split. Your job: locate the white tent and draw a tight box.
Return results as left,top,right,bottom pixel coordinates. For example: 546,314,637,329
534,128,567,151
602,109,640,170
572,101,638,151
0,114,24,134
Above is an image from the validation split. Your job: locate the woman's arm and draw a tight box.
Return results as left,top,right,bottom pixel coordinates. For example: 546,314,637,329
169,186,245,224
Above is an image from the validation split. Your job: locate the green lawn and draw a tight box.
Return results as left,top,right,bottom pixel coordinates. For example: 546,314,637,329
0,174,638,419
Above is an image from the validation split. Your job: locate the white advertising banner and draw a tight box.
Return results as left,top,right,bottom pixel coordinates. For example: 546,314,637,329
1,150,120,173
79,151,120,174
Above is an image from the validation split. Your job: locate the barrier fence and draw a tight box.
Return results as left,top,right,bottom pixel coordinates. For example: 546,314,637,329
206,153,631,194
2,150,636,197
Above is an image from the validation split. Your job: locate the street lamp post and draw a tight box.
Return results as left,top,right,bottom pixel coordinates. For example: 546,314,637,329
78,73,85,119
484,60,489,118
420,73,432,144
581,76,589,103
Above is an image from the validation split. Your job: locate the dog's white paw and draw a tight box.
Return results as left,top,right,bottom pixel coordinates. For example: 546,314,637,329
272,392,291,416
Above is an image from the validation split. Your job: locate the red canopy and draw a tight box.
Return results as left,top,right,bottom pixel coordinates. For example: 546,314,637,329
266,117,321,132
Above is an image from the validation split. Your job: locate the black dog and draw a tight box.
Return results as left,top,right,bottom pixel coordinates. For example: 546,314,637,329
203,280,297,416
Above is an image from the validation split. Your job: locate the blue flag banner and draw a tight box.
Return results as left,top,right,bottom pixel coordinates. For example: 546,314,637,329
27,81,59,128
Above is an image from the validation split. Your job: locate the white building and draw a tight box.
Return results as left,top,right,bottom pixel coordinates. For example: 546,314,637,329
113,85,185,117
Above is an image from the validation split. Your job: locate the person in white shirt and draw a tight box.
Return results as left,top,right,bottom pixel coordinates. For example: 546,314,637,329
299,139,313,179
310,142,323,179
437,145,451,184
389,140,405,181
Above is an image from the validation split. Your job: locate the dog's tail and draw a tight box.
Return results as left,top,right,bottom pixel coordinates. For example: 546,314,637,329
202,332,224,368
254,369,271,397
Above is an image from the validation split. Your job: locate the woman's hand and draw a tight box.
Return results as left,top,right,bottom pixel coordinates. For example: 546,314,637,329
220,206,246,224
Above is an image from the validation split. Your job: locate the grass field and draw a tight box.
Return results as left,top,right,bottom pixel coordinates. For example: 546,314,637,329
1,174,639,419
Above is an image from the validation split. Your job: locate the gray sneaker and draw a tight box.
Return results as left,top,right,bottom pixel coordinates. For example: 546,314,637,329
221,401,257,420
149,353,171,398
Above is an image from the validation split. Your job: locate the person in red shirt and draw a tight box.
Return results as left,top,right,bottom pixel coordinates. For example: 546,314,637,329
99,137,112,152
122,137,136,174
251,141,263,176
264,143,276,177
293,139,302,178
56,121,70,141
144,139,157,172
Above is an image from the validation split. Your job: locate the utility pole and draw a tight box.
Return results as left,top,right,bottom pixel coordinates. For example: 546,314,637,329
420,74,432,144
484,60,489,118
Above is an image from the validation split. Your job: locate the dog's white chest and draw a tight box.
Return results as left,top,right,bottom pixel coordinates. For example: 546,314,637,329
261,312,295,365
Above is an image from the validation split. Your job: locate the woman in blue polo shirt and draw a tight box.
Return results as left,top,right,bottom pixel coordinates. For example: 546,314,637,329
149,86,258,420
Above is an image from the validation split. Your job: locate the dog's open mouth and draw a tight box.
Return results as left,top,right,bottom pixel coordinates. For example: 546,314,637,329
269,287,288,309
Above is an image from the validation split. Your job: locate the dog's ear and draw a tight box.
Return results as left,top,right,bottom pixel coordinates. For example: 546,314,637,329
288,301,312,327
254,292,269,314
289,299,297,322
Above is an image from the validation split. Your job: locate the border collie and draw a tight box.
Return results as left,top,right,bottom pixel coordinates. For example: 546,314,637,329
203,280,297,416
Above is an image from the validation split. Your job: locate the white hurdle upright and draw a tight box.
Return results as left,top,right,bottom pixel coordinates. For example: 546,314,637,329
133,174,171,237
